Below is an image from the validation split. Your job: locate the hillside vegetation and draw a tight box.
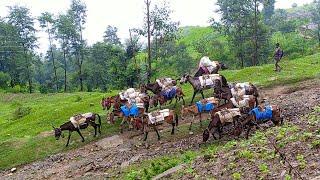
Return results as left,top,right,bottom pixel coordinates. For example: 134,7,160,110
0,53,319,170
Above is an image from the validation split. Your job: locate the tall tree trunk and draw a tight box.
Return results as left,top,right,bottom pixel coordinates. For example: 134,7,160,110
129,29,137,68
253,0,258,66
23,47,32,93
48,27,58,92
63,46,67,92
318,24,320,47
79,22,84,91
146,0,152,83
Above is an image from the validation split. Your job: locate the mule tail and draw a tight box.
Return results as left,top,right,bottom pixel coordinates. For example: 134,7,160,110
96,113,102,128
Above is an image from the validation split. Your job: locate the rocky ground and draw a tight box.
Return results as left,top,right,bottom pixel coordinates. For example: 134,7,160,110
1,79,319,180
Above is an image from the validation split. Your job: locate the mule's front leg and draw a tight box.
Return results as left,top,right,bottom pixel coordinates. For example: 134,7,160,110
144,131,149,141
190,91,197,105
201,91,205,99
199,113,203,128
66,131,72,147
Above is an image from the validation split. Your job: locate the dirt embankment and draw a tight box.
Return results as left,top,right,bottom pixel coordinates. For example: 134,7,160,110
1,79,320,179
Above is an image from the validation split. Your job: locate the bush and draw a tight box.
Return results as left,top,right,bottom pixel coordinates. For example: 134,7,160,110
12,105,32,120
7,85,27,93
0,72,10,89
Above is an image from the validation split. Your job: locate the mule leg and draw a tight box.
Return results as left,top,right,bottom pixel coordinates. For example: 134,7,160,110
218,125,223,139
174,97,178,108
199,113,203,128
76,129,85,142
190,91,197,105
211,128,217,140
189,121,193,131
144,131,149,141
154,127,161,140
120,117,127,134
246,123,253,139
171,123,175,135
201,91,205,99
182,96,185,105
90,122,97,137
66,131,72,147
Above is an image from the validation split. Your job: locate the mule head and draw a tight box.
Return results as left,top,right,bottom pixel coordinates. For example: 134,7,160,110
180,74,189,84
219,62,228,70
101,97,112,110
203,128,210,142
53,126,63,140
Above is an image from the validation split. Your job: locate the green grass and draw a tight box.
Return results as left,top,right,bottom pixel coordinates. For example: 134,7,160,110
0,92,119,170
220,53,320,87
0,53,319,170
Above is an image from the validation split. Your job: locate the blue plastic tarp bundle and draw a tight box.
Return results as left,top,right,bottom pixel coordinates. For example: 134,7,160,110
161,87,177,99
249,106,273,121
120,104,139,117
196,101,215,113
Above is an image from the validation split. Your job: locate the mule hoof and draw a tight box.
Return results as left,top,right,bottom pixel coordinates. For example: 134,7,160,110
189,131,194,135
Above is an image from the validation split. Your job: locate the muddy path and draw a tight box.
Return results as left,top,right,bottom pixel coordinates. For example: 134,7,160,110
1,79,319,180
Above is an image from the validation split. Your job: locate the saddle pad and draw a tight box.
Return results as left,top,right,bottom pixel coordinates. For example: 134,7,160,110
120,104,139,117
161,86,177,99
205,97,219,104
199,74,221,87
70,115,87,128
196,101,215,113
216,108,241,124
249,106,273,121
136,103,145,109
231,87,246,98
231,97,249,108
147,109,170,124
231,95,252,108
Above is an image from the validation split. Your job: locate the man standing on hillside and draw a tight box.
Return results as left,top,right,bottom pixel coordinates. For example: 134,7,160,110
274,43,284,72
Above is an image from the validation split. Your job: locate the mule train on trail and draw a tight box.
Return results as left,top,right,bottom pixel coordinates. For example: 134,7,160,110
53,112,101,147
53,56,282,146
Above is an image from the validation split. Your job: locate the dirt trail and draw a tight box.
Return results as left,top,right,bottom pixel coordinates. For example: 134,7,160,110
1,79,320,180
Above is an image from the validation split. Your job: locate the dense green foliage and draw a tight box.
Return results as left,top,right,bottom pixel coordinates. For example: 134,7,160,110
0,0,319,93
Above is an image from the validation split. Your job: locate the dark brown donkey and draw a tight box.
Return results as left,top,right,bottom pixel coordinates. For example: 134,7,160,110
149,87,185,109
53,113,101,147
202,107,243,142
237,105,283,139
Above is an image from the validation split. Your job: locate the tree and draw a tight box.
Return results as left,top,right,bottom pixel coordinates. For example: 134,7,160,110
8,6,37,93
0,19,22,87
139,0,179,81
311,0,320,46
262,0,275,25
145,0,152,82
150,1,179,62
55,14,74,92
38,12,59,92
215,0,269,67
103,25,121,46
68,0,87,91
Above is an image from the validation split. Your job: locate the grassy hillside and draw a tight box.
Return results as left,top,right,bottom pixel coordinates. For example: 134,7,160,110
0,53,319,170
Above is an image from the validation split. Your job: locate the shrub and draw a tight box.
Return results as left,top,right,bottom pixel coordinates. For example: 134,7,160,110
12,105,32,120
0,72,10,88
